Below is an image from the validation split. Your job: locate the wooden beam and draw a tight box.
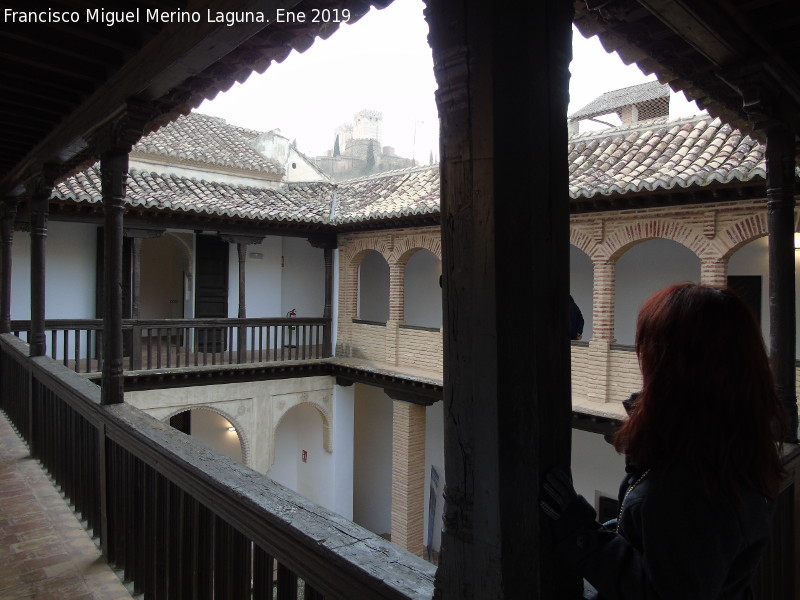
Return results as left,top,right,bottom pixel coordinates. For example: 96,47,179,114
1,0,305,192
427,0,578,597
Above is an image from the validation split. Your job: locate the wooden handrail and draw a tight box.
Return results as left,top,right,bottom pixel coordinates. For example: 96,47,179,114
0,333,435,599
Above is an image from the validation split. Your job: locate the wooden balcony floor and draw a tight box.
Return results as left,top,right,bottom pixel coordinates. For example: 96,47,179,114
0,412,132,600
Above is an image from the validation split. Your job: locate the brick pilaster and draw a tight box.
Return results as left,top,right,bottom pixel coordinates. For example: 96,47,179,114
389,260,406,322
391,401,426,557
591,259,616,342
586,339,612,403
700,256,728,287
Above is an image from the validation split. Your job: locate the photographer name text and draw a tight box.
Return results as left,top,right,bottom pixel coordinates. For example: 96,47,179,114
3,7,351,27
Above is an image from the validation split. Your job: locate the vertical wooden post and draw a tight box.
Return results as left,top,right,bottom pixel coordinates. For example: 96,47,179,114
130,236,142,370
28,172,55,357
427,0,578,597
765,124,798,442
0,200,18,334
309,235,337,357
323,246,334,357
101,149,128,405
237,242,247,363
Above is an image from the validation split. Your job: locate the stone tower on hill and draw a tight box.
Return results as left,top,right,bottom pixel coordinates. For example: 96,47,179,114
314,109,413,181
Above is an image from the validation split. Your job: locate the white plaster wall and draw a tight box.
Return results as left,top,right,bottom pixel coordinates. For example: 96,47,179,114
281,237,325,318
270,402,335,510
614,239,700,345
141,236,184,318
424,400,444,553
353,383,393,536
11,221,98,321
228,236,282,317
125,375,333,478
130,157,282,189
286,147,328,182
569,245,593,340
571,429,626,514
189,409,243,463
404,250,442,328
358,251,389,322
332,384,355,519
10,230,31,320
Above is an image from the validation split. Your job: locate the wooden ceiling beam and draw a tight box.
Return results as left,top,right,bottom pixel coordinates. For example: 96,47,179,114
0,0,306,194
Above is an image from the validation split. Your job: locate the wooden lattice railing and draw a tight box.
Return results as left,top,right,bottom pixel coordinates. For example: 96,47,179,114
0,334,434,599
11,317,330,374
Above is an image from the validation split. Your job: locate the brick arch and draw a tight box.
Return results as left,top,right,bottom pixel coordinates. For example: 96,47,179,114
342,236,393,265
270,400,332,469
718,213,769,259
569,228,594,259
604,219,710,262
389,233,442,265
162,405,251,468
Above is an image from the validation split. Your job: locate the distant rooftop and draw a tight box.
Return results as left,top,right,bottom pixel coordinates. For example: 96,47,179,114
569,81,670,121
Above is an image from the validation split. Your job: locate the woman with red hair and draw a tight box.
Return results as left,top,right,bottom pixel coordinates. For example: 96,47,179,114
541,283,785,599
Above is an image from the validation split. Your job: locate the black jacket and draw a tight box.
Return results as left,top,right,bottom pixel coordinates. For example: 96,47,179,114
554,462,773,599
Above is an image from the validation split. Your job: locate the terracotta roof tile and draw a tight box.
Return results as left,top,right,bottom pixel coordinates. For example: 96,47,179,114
54,166,331,223
132,113,283,176
54,115,778,226
331,165,440,224
568,116,767,198
569,81,669,120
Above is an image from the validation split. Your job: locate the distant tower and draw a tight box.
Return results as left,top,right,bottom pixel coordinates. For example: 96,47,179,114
334,123,353,153
353,109,383,144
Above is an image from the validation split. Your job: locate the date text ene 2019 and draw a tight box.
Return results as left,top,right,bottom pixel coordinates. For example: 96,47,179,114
275,8,351,23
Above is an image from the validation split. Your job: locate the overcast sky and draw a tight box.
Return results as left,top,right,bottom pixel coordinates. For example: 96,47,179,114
199,0,695,161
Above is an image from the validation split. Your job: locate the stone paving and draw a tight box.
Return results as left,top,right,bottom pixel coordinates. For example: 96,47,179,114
0,412,132,600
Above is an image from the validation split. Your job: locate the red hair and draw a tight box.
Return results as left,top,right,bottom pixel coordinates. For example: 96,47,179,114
614,283,784,499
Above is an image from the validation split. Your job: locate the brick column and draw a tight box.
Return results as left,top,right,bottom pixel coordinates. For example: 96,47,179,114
591,258,616,342
391,400,426,557
700,256,728,287
386,260,405,365
336,256,358,355
587,259,616,403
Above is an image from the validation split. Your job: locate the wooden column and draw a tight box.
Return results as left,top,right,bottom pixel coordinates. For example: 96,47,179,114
100,150,128,404
765,124,798,442
28,172,55,357
236,243,247,319
323,246,334,356
0,200,18,333
427,0,578,597
309,235,338,358
236,243,247,362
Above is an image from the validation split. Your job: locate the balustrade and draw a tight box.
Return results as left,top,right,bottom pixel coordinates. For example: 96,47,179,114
0,333,434,599
10,318,330,373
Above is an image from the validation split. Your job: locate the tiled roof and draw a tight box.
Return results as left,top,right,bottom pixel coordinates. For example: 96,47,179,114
54,166,331,223
132,113,283,176
53,115,777,224
570,81,669,120
331,165,440,224
568,116,767,199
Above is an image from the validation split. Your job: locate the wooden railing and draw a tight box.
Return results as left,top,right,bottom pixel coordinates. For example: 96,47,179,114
11,317,331,374
0,333,434,599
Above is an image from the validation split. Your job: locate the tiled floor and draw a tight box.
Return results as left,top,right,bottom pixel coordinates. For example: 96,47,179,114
0,413,132,600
